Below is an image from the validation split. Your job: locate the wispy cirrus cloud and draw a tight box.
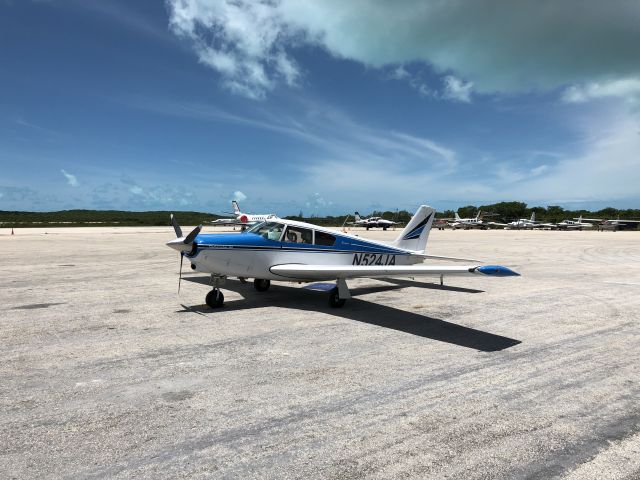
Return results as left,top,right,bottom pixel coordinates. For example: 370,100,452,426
127,95,458,174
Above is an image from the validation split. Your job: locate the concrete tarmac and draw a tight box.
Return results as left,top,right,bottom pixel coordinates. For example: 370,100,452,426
1,227,639,479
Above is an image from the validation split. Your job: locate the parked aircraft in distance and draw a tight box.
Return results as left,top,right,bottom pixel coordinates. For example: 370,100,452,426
555,216,594,230
349,212,399,230
449,211,488,230
580,217,640,231
208,201,279,228
168,205,519,309
489,212,556,230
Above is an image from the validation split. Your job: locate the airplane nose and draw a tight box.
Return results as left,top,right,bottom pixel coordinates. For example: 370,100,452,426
167,237,192,252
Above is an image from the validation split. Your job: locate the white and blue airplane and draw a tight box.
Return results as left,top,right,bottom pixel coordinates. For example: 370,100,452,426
167,205,519,308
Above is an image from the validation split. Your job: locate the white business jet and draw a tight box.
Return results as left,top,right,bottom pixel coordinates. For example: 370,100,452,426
209,201,279,228
168,205,519,309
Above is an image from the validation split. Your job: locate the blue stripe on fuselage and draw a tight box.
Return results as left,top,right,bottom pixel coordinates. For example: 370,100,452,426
192,232,406,254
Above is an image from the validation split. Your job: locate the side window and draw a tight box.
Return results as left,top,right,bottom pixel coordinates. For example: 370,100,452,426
249,222,284,241
314,231,336,247
283,226,313,244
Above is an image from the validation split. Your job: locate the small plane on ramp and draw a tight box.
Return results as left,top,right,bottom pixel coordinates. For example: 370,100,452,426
209,201,279,228
556,216,594,230
168,205,519,309
449,211,488,230
349,212,399,230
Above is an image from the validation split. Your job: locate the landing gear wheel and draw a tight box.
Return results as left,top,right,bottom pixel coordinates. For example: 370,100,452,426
205,289,224,308
254,279,271,292
239,277,248,284
383,227,387,231
328,287,346,308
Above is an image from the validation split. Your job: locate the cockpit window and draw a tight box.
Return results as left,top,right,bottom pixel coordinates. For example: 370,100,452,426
248,222,284,241
314,230,336,247
283,226,313,244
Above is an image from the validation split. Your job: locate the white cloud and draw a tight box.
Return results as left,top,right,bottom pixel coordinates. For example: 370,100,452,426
232,190,247,202
61,169,79,187
129,185,144,195
168,0,300,99
442,76,473,103
495,111,640,203
168,0,640,99
562,78,640,105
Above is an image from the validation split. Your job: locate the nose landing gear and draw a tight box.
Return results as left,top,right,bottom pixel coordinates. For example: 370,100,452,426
205,288,224,308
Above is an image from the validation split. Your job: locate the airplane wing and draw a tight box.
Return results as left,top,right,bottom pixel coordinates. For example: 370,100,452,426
207,219,258,227
487,221,509,227
270,264,519,281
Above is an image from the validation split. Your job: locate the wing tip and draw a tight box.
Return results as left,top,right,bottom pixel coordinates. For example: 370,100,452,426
475,265,520,277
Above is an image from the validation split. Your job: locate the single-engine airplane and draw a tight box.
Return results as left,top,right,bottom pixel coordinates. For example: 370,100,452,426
168,205,519,309
209,200,279,228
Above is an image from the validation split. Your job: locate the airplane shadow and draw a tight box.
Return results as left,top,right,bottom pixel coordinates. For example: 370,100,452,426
177,277,519,352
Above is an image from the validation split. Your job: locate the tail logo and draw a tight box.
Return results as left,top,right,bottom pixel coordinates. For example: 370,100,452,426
403,212,433,240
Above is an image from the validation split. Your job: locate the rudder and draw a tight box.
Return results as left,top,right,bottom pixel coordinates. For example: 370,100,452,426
392,205,436,252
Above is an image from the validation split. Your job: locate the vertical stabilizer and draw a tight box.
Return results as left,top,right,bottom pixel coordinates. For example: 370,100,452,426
354,212,362,222
455,212,461,221
392,205,436,252
232,201,241,214
531,212,536,222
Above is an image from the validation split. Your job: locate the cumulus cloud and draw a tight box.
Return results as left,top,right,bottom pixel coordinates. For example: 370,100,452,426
562,78,640,105
232,190,247,202
167,0,640,99
442,76,473,103
61,169,79,187
168,0,301,99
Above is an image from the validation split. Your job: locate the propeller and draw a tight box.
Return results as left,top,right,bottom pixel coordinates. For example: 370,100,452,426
168,214,202,293
171,214,182,238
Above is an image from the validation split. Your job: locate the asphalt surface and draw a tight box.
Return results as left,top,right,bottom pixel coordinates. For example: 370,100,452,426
1,226,639,479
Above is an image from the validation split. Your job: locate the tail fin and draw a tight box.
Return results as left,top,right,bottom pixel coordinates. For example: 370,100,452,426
531,212,536,222
354,211,361,221
392,205,436,252
455,212,461,221
232,201,241,214
476,210,482,221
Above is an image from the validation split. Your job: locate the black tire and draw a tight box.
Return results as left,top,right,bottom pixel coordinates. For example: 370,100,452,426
328,287,346,308
205,289,224,308
239,277,248,284
383,227,387,231
254,278,271,292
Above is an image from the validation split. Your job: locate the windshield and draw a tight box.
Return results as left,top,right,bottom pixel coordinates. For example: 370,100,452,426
247,221,285,241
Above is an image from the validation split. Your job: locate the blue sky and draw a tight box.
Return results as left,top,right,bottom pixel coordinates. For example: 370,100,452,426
1,0,639,215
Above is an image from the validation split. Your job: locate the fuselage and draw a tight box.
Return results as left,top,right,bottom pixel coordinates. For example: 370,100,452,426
182,219,422,281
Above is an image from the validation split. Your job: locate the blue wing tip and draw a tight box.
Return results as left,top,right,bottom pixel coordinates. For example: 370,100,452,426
477,265,520,277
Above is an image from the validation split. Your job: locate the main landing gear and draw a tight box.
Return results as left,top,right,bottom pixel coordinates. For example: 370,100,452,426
254,278,270,292
329,278,351,308
204,277,350,309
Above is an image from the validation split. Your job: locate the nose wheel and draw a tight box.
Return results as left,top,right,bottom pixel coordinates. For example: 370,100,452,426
205,288,224,308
